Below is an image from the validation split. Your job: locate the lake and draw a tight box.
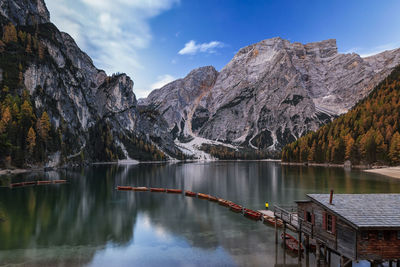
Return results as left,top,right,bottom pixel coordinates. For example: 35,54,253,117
1,162,400,266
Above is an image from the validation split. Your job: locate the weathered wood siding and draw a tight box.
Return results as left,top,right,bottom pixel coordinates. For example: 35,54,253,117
336,219,356,259
357,231,400,260
297,202,356,259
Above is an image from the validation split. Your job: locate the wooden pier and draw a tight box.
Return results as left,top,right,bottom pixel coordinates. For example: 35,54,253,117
274,193,400,267
116,186,400,266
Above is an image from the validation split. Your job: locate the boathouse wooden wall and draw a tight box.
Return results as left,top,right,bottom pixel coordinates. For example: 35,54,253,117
297,202,357,260
357,230,400,260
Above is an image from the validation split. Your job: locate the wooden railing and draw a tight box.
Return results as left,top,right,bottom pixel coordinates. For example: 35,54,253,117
274,205,299,228
301,220,314,237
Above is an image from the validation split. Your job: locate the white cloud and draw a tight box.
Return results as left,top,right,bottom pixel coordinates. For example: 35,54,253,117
178,40,224,55
150,74,176,90
344,42,400,58
46,0,179,95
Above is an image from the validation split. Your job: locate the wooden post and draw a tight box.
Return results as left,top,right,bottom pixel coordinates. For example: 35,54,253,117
274,234,278,266
305,234,310,252
327,249,331,266
316,242,321,266
397,259,400,267
298,229,302,260
324,245,327,264
306,249,310,267
390,261,393,267
283,223,286,250
275,216,278,244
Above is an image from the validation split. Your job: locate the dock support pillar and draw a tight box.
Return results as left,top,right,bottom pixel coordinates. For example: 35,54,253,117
397,259,400,267
340,256,345,267
275,217,278,245
324,245,327,264
390,260,393,267
316,242,321,266
305,234,310,252
327,249,331,266
298,226,302,260
283,223,286,250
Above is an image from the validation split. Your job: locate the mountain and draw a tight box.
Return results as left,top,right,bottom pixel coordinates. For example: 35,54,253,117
281,64,400,165
0,0,183,168
2,0,400,166
144,38,400,157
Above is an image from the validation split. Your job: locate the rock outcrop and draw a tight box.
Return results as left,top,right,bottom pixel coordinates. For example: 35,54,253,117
0,0,50,26
3,0,400,162
0,0,181,166
141,66,218,141
145,37,400,153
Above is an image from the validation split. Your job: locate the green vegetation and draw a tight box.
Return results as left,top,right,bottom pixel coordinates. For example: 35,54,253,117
282,64,400,165
0,22,61,167
201,144,279,160
0,21,168,167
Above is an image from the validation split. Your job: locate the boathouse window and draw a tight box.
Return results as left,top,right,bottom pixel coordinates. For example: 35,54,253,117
306,211,312,223
323,212,336,234
378,231,384,240
327,214,333,232
384,231,391,241
361,231,369,240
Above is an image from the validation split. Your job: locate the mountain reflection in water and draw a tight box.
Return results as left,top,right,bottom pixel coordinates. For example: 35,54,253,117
1,162,399,266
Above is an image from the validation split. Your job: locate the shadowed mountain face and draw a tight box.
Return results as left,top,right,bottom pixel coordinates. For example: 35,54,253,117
144,38,400,153
0,0,183,167
2,0,400,163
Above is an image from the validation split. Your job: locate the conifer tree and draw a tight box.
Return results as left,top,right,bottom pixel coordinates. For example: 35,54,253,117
389,132,400,164
26,127,36,154
2,23,17,43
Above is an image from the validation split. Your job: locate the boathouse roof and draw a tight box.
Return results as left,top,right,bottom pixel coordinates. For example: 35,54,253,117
306,194,400,229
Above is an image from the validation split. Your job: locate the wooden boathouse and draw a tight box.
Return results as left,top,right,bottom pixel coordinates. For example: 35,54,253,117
275,192,400,266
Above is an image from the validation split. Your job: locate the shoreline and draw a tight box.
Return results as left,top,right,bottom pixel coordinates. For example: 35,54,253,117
0,159,281,177
3,161,400,180
280,161,370,169
363,167,400,179
0,168,40,176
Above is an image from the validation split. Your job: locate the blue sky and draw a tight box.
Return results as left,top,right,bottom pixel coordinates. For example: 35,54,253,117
46,0,400,98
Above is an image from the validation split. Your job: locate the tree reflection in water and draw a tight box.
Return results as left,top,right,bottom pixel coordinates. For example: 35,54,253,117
0,162,399,266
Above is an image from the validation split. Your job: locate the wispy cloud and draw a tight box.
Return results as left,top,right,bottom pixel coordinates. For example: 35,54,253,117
150,74,176,90
344,42,400,58
178,40,224,55
46,0,179,79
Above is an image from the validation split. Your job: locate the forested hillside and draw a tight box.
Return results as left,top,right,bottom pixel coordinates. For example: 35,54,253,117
281,64,400,165
0,21,167,168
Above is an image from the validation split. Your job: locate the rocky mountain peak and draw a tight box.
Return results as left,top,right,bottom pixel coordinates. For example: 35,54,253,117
144,37,400,157
0,0,50,25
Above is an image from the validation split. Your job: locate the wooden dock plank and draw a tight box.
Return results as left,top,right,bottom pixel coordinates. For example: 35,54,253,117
258,210,275,217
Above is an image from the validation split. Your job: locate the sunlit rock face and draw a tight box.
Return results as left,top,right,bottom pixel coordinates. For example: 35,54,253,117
3,0,400,161
0,0,50,26
144,37,400,152
141,66,219,140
